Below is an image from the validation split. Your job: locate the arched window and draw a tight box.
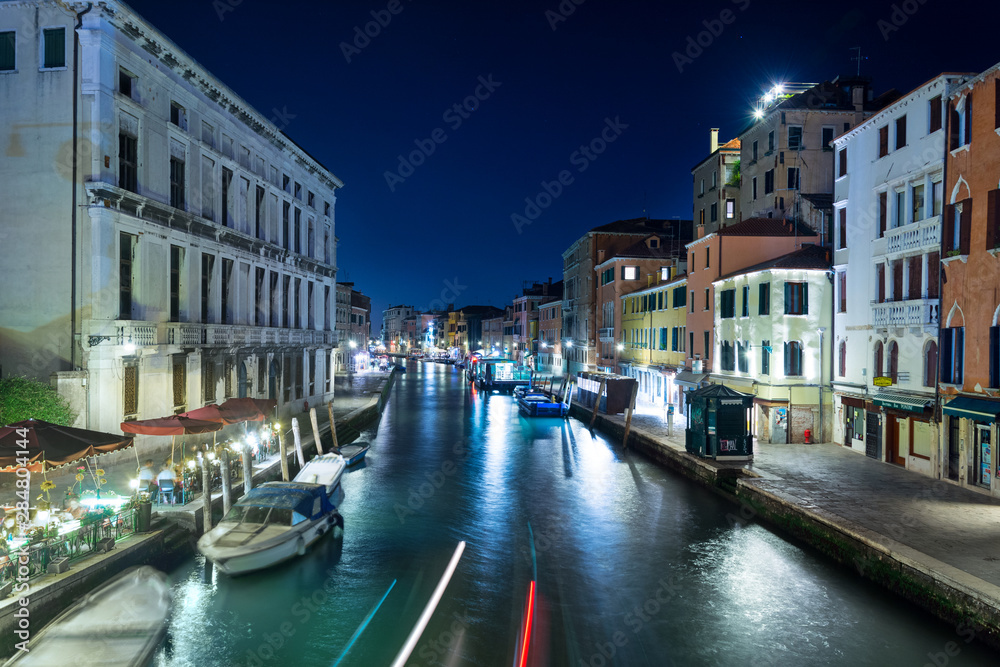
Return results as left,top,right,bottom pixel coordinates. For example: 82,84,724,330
839,341,847,377
873,340,884,378
924,341,938,388
888,341,899,381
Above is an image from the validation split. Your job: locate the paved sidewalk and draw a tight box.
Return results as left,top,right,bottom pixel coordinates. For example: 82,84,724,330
599,409,1000,590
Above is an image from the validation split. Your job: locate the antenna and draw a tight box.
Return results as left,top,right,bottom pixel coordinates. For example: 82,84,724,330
850,47,866,76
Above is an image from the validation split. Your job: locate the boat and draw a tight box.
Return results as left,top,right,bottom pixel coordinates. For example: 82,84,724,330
337,442,370,466
393,363,406,372
197,481,342,575
517,392,569,417
3,566,171,667
475,358,531,392
294,452,347,507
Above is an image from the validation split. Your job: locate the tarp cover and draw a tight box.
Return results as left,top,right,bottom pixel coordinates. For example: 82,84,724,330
0,419,135,472
239,482,334,519
120,415,223,436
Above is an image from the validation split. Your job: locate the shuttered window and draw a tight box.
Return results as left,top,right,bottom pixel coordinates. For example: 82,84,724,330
784,282,808,315
0,32,14,71
42,28,64,68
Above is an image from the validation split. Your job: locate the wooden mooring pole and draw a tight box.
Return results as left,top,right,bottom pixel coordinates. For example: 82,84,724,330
327,402,340,451
590,378,607,431
200,452,212,533
292,417,306,468
622,380,640,449
219,446,232,516
278,430,290,481
310,407,324,455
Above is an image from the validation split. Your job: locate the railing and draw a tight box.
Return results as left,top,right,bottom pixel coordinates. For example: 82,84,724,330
872,299,939,328
598,327,615,341
883,216,941,256
164,323,338,348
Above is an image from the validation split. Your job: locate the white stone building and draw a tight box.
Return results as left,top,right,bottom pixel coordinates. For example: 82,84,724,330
0,1,342,446
831,73,971,476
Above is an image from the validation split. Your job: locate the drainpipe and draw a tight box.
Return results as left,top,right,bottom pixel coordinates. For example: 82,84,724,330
935,84,952,478
70,3,94,370
818,326,826,443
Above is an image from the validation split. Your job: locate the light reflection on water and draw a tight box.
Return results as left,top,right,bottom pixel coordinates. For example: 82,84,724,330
152,362,998,666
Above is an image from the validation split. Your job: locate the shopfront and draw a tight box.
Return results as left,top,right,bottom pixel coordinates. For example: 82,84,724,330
942,396,1000,495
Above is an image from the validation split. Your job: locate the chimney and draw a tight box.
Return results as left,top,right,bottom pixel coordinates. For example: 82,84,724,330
710,128,719,153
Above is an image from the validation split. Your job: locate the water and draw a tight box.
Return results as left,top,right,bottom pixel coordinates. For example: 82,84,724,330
154,362,997,666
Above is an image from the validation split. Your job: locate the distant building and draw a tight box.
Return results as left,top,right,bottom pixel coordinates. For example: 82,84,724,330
452,305,503,355
739,77,899,239
939,62,1000,496
562,218,692,375
692,129,741,236
512,279,562,367
0,1,342,443
382,305,414,353
537,298,563,375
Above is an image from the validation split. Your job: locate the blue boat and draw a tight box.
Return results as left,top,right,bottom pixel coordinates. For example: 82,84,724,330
338,442,370,466
517,392,569,417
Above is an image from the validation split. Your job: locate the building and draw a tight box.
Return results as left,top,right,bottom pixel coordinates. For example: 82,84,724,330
739,78,899,238
502,305,515,358
692,129,741,235
832,73,969,475
593,237,685,373
512,279,561,367
481,313,504,354
381,305,414,353
685,218,818,378
712,245,832,443
0,1,342,444
939,62,1000,496
347,289,371,367
452,305,503,356
537,298,563,375
617,274,688,415
562,218,692,375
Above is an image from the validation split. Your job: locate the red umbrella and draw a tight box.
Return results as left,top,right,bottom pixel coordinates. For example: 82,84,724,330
179,404,234,425
120,415,223,436
217,398,268,423
0,419,135,473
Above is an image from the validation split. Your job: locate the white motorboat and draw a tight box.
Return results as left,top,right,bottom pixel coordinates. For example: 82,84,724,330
294,452,347,506
197,481,341,576
3,566,170,667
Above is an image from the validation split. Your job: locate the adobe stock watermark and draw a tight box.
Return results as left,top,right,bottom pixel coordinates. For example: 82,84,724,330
11,426,32,654
340,0,414,63
578,576,682,667
510,116,628,234
414,609,472,663
384,75,503,192
921,620,979,667
419,276,469,313
877,0,931,41
394,439,470,523
269,107,296,132
545,0,587,31
671,0,751,74
213,0,244,22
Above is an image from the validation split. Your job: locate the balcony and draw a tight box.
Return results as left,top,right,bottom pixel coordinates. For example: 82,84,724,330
598,327,615,342
881,216,941,258
872,299,939,329
164,322,337,348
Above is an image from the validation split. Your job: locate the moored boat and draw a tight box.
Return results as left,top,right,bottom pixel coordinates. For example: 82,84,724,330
338,442,370,466
3,566,171,667
197,482,342,575
517,392,569,417
294,452,347,507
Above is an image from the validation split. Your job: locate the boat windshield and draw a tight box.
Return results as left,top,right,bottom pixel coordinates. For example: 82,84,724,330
221,505,294,526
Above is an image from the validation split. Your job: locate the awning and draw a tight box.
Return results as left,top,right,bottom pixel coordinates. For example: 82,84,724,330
943,396,1000,423
872,392,932,413
675,372,708,387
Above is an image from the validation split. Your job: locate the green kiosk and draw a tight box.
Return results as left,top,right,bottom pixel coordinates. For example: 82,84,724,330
685,384,755,461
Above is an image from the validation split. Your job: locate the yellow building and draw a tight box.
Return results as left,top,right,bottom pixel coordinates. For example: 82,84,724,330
618,276,688,414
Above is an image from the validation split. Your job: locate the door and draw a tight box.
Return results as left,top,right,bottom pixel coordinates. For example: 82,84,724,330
888,416,904,466
947,416,960,481
865,412,882,460
238,361,248,398
268,360,278,400
844,407,854,446
974,424,992,489
771,407,788,444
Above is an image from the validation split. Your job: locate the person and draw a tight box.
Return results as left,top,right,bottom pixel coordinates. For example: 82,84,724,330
157,464,176,503
139,459,156,493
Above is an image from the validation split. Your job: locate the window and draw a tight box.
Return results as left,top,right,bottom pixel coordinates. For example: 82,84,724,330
282,276,290,327
784,341,803,376
996,81,1000,131
838,271,847,313
282,202,291,250
706,248,710,268
758,282,770,315
221,259,233,324
946,199,972,254
308,191,315,208
689,291,695,313
255,186,265,239
169,152,185,210
700,179,705,195
873,340,884,378
42,28,65,68
788,126,803,150
119,232,135,319
712,171,717,189
721,341,735,371
201,121,215,147
876,263,886,303
752,140,758,162
941,327,964,385
761,340,770,375
888,341,899,381
764,169,774,195
172,357,186,410
839,341,846,377
720,289,736,318
622,266,639,280
927,251,940,299
119,68,136,100
118,117,138,193
878,191,888,237
324,201,331,216
741,285,749,317
787,167,799,190
986,189,1000,250
950,94,972,150
0,32,15,71
201,254,213,323
767,130,774,152
738,341,749,373
221,168,233,227
878,125,889,157
895,115,907,149
784,282,807,315
894,189,905,228
838,208,847,249
255,268,266,326
294,208,302,253
726,199,735,219
703,331,710,359
990,328,1000,388
294,182,302,200
704,288,710,311
929,95,942,133
931,180,943,217
912,183,925,223
170,245,182,322
123,365,138,419
752,176,758,200
822,126,834,149
838,148,847,177
710,203,718,222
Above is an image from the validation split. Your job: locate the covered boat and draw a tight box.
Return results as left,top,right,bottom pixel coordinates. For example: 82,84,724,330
517,392,569,417
197,482,341,575
294,452,347,506
337,442,370,466
3,566,170,667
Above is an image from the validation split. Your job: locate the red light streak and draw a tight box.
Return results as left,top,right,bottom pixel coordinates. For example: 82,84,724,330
517,580,535,667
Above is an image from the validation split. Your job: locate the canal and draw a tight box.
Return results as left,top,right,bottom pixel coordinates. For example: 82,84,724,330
154,361,996,666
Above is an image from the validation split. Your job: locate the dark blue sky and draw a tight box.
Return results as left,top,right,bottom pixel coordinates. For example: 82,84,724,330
125,0,997,332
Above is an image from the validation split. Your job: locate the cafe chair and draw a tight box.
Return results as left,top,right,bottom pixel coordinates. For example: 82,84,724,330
157,482,175,505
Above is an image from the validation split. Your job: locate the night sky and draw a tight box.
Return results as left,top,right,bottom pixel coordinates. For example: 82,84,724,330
124,0,997,332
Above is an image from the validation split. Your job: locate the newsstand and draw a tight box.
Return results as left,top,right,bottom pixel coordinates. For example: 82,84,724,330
685,384,755,461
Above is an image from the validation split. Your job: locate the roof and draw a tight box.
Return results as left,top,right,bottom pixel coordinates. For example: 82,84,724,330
716,217,817,238
608,237,679,261
800,193,834,212
458,305,504,317
689,383,755,400
590,217,694,239
720,138,741,150
718,244,831,281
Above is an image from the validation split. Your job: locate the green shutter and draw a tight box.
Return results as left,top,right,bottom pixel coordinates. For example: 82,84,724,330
0,32,14,71
802,283,809,315
43,28,65,68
